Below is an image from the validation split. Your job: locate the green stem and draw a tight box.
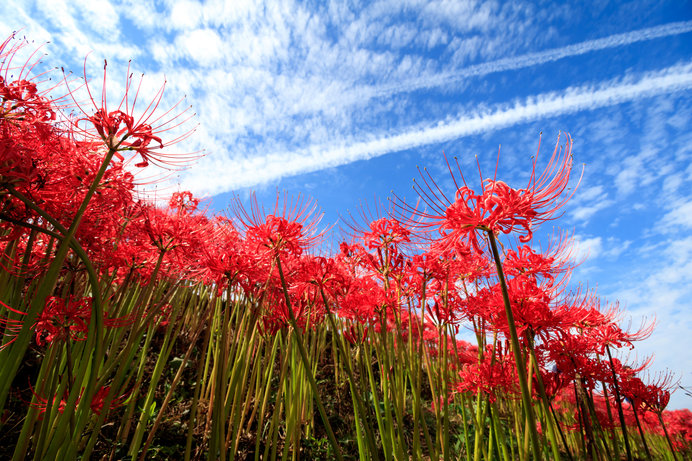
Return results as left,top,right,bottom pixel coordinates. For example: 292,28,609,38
275,254,344,461
528,346,562,461
319,288,380,460
657,412,680,461
138,305,212,460
631,402,652,461
486,231,542,460
549,400,573,461
605,345,633,461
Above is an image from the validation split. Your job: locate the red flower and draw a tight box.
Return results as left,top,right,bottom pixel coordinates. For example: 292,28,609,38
407,134,580,253
34,296,91,346
89,385,130,416
343,324,368,345
455,343,519,402
0,34,61,124
235,192,325,258
641,371,678,414
0,296,90,349
29,383,129,418
28,387,67,419
169,190,200,214
362,217,411,250
69,59,199,169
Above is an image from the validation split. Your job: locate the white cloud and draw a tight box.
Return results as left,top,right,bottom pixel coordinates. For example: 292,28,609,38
569,185,614,222
365,19,692,103
662,200,692,229
420,0,495,32
571,203,613,222
179,28,223,66
169,0,203,30
572,235,603,261
119,0,161,30
3,3,691,202
602,237,632,259
73,0,120,32
181,62,692,194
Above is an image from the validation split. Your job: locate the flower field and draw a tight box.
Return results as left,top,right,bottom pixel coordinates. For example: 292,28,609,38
1,33,691,460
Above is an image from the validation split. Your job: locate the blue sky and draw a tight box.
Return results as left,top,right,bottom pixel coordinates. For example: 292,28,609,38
2,1,691,409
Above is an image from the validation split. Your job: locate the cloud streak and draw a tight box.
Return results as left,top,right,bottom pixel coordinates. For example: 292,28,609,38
349,20,692,105
184,62,692,194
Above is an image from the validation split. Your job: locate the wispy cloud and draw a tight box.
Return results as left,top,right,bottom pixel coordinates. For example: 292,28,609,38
182,62,692,194
362,20,692,103
662,200,692,229
572,235,603,261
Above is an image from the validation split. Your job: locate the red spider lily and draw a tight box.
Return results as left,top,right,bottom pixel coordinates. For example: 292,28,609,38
334,273,378,323
503,236,575,286
0,232,52,277
341,202,420,287
362,217,411,250
0,296,90,349
234,192,325,258
0,34,66,124
0,76,55,123
342,239,406,283
482,271,595,343
578,300,655,353
343,324,368,345
661,409,692,450
201,218,242,275
31,146,139,250
455,343,520,402
68,59,199,169
34,295,91,346
137,201,210,254
614,367,677,418
553,386,620,431
400,317,445,353
89,385,131,416
542,332,613,389
153,303,174,327
291,255,350,303
404,134,581,254
28,383,129,419
248,215,306,257
424,293,465,326
641,371,678,414
0,302,28,350
337,241,378,278
341,198,417,246
0,36,68,190
446,339,478,368
200,216,266,297
537,366,570,400
28,387,67,419
0,295,132,349
606,356,652,396
258,285,324,335
169,190,200,214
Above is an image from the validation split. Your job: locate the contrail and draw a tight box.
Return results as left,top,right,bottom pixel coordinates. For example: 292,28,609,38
362,20,692,101
185,62,692,194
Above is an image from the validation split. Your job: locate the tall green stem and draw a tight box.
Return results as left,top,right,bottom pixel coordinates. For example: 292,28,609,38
275,254,344,461
486,231,542,460
605,345,633,461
